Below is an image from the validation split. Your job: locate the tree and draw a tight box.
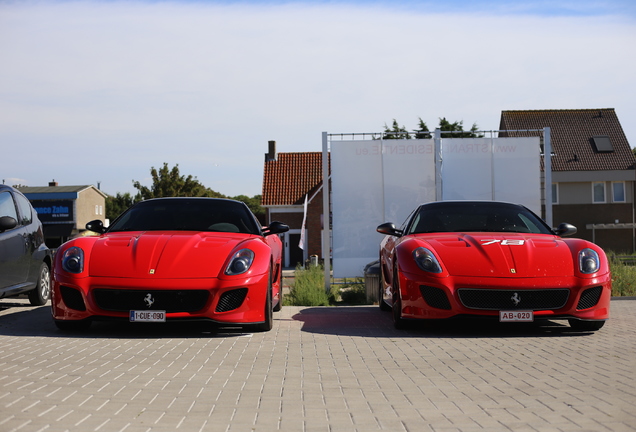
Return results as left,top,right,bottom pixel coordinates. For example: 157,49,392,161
132,163,224,200
414,117,432,139
105,192,142,221
438,117,483,138
381,119,411,139
106,163,266,223
379,118,483,139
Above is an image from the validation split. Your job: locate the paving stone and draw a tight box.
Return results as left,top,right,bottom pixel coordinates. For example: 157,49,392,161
0,298,634,431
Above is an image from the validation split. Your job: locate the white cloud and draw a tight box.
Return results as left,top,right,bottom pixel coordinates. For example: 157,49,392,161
1,1,634,196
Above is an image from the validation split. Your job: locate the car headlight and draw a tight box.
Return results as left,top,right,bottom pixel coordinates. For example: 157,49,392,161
226,249,255,275
413,247,442,273
62,247,84,274
579,248,600,274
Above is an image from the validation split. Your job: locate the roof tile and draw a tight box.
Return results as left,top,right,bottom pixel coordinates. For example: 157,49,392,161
499,108,635,172
262,152,326,206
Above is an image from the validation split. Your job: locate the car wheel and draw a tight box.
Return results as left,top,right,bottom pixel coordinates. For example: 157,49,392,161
54,319,92,331
568,319,605,331
252,269,274,332
392,269,407,329
273,268,283,312
28,262,51,306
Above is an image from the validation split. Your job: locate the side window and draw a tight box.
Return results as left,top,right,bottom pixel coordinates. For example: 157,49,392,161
592,182,606,203
402,208,418,234
15,194,33,225
612,182,626,203
0,192,18,220
551,183,558,204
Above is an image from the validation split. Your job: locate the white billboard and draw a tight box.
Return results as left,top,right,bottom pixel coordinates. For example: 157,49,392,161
330,136,541,278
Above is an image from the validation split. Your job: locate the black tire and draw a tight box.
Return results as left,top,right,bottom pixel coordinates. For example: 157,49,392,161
54,319,92,331
28,262,51,306
273,268,283,312
252,268,273,332
568,319,605,331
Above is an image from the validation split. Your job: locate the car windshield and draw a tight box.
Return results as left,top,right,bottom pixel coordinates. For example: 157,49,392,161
407,202,553,235
108,199,261,235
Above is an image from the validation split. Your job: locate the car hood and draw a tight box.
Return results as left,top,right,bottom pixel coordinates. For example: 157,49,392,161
87,231,252,278
419,233,574,278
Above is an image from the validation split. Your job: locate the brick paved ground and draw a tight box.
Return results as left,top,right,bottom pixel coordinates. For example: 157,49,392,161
0,298,634,432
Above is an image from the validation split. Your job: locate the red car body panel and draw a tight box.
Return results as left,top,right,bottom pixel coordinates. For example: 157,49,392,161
51,198,288,330
378,202,611,329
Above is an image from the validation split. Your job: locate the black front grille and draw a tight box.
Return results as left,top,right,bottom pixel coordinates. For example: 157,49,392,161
457,288,569,310
216,288,248,312
576,286,602,310
420,285,451,310
93,289,209,313
60,285,86,311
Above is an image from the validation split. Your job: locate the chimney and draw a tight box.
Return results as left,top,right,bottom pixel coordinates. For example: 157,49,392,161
49,180,58,187
265,140,277,162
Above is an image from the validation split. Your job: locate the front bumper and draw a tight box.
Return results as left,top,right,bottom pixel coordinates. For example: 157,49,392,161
398,271,612,321
51,272,270,325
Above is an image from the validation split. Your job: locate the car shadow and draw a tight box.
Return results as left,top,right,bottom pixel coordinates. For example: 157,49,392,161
0,303,596,339
291,306,597,338
0,303,263,339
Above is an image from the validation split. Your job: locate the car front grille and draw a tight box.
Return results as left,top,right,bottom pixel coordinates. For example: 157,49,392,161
215,288,248,312
457,288,570,310
576,286,602,310
93,289,209,313
419,285,452,310
60,285,87,311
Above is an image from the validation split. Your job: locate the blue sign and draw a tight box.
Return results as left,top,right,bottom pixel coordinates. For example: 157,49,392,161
31,200,74,223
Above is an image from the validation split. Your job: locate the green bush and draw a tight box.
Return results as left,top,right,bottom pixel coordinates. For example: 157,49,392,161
608,252,636,297
339,278,368,305
284,264,331,306
284,267,371,306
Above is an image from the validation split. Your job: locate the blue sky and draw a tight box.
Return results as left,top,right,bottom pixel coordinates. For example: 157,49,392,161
1,0,635,198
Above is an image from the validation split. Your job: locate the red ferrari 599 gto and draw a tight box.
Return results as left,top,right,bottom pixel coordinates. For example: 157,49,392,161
377,201,611,331
52,198,288,332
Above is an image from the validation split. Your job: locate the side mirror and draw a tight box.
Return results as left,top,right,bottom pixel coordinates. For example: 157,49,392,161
377,222,403,237
86,219,107,234
263,221,289,236
554,222,577,237
0,216,18,232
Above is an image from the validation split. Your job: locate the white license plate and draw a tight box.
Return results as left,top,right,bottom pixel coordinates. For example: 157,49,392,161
130,310,166,322
499,310,534,322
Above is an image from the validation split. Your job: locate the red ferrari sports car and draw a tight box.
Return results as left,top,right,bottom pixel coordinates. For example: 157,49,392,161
377,201,611,331
52,197,288,332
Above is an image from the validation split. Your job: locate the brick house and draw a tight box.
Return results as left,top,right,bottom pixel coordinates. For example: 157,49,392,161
499,108,636,252
261,141,329,268
18,181,108,248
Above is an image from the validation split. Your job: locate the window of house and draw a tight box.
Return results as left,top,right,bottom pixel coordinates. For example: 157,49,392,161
612,182,626,203
551,183,558,204
592,182,606,203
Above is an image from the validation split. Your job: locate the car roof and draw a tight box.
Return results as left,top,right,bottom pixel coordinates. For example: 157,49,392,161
418,200,523,209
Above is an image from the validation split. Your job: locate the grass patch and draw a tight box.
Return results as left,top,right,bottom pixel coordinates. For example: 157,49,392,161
284,264,333,306
284,266,370,306
608,252,636,297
